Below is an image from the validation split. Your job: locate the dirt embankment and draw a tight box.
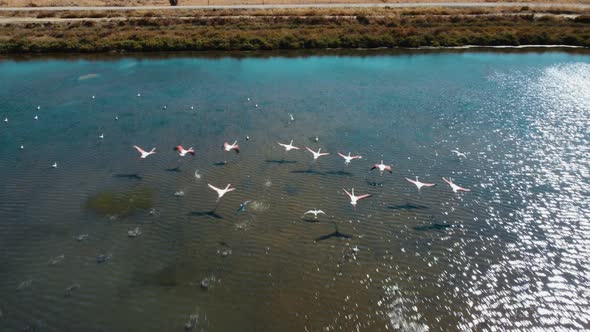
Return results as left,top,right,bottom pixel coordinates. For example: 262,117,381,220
3,0,590,7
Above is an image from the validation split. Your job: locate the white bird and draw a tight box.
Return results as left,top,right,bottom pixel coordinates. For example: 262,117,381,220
190,106,194,110
20,145,24,150
338,152,362,164
133,145,156,159
305,146,329,160
162,105,167,110
137,93,141,97
343,188,371,206
208,183,235,200
52,162,58,168
442,177,471,193
405,176,437,190
92,95,95,99
289,113,294,121
245,135,250,141
278,140,300,151
99,133,104,139
3,118,7,123
115,115,119,120
255,104,259,108
34,115,38,120
370,160,392,174
303,209,326,219
36,106,41,110
223,141,240,154
174,145,195,157
247,97,251,101
451,150,467,158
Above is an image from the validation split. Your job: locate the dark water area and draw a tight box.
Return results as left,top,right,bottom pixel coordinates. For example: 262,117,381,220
0,50,589,331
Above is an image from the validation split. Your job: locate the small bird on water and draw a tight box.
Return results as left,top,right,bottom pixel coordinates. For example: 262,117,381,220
52,162,58,168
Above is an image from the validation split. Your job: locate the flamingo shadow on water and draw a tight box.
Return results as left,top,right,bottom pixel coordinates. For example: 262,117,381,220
113,173,143,180
188,209,224,220
265,159,297,165
314,222,352,242
325,170,353,177
387,203,429,210
290,169,326,176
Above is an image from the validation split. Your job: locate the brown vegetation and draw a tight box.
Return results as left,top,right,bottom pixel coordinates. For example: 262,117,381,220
2,0,590,7
0,7,588,52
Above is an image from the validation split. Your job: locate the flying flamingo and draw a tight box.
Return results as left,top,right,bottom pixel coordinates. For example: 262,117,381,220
303,209,326,219
405,176,437,190
343,188,372,206
338,152,362,165
451,150,467,158
223,141,240,154
370,160,392,174
278,140,300,151
442,177,471,193
174,145,195,157
133,145,156,159
305,147,329,160
208,183,235,200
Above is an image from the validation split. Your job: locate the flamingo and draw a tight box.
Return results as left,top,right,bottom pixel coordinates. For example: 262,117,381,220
278,140,300,151
208,183,235,200
370,160,392,174
442,177,470,193
223,141,240,154
305,147,329,160
133,145,156,159
174,145,195,157
303,209,326,219
451,150,467,158
338,152,362,164
343,188,371,206
405,176,436,190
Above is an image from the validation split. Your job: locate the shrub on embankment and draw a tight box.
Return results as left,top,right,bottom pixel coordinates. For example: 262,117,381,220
0,14,588,53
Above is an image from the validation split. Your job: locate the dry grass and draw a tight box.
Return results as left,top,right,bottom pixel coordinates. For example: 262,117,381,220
3,0,590,7
0,9,588,53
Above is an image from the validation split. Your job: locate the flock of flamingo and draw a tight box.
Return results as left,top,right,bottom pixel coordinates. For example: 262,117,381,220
5,97,471,221
132,135,470,216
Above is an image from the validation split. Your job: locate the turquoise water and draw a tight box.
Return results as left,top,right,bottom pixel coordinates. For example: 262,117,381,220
0,51,589,331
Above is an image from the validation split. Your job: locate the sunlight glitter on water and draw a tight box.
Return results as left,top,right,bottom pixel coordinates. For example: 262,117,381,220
460,63,590,330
